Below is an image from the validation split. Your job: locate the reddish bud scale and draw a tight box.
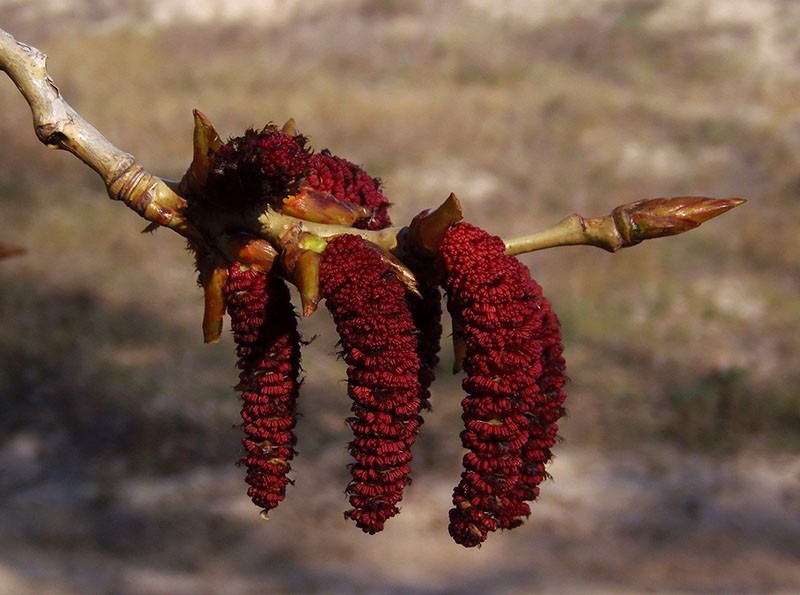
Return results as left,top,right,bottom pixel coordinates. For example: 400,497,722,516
320,234,423,533
223,262,302,516
306,151,392,230
208,126,309,209
440,222,566,547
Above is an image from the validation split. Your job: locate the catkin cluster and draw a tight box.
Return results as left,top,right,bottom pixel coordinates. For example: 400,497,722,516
189,123,566,547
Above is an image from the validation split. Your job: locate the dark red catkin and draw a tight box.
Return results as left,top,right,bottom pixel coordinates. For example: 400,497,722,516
498,301,566,530
306,151,392,230
412,282,442,414
224,262,302,517
207,126,309,209
320,234,423,533
439,222,567,547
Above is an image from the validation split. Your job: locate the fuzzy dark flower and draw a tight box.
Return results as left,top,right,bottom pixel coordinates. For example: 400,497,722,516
207,126,309,209
223,262,302,516
320,233,423,533
439,222,566,547
306,150,392,230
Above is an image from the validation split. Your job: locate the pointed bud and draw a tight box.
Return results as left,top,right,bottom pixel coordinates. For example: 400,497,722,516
180,109,222,197
282,187,372,226
612,197,746,245
195,250,229,344
281,118,298,136
294,249,322,317
406,193,464,258
280,231,323,317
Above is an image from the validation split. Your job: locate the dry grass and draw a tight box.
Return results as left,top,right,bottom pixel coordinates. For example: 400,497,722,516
2,1,800,592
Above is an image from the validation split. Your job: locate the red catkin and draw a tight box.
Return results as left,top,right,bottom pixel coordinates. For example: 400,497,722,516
208,126,310,209
499,302,566,530
440,222,567,547
320,234,423,533
224,262,302,516
412,282,442,413
203,123,394,231
306,151,392,230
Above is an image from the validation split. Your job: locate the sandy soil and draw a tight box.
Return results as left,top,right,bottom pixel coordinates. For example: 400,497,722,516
1,441,798,594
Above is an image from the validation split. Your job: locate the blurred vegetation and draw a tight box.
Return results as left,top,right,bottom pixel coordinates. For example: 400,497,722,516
1,0,799,492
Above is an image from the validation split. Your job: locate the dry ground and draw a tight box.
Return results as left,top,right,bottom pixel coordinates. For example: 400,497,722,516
1,444,799,594
1,1,799,592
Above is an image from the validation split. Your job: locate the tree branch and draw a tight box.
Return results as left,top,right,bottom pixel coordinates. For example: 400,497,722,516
0,27,400,252
0,28,201,242
504,196,746,255
0,26,745,265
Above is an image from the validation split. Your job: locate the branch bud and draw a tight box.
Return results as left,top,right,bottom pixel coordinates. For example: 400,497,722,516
281,118,298,136
280,229,323,316
201,264,228,344
612,196,746,245
405,193,464,258
180,109,222,198
294,250,322,317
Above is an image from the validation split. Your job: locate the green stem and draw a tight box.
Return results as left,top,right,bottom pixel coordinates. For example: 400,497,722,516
505,197,745,255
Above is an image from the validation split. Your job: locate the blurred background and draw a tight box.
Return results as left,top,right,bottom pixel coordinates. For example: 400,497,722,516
1,1,799,593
